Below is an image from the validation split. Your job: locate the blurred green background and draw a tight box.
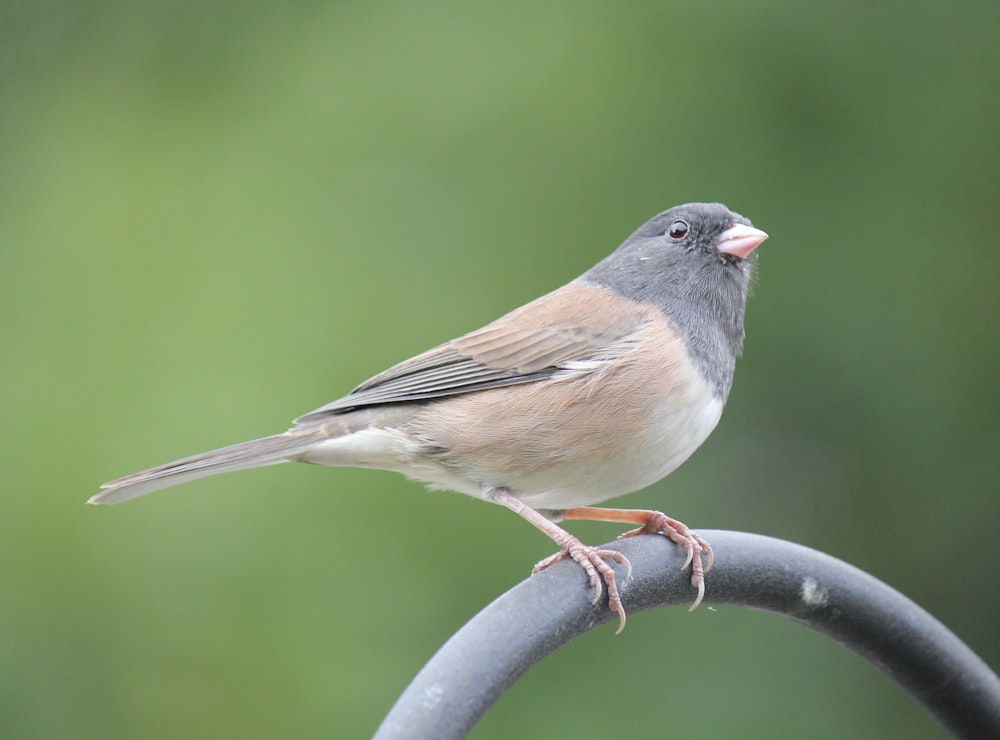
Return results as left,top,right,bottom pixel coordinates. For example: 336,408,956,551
2,1,997,737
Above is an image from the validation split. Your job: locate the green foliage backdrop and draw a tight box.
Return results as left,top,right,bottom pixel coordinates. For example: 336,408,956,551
1,2,997,737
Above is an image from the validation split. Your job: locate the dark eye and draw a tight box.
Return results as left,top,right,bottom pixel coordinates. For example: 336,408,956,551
667,219,690,240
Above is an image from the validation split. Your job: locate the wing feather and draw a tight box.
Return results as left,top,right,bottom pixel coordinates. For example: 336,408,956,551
293,282,650,424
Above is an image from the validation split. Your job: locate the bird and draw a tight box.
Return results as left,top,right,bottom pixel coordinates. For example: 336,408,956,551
91,202,767,632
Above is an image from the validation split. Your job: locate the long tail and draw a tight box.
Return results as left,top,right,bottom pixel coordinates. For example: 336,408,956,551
89,429,323,505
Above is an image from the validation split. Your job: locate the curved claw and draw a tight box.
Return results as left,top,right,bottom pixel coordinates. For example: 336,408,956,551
535,544,632,633
616,512,713,611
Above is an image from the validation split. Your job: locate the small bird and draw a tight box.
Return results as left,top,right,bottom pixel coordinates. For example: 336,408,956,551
91,202,767,631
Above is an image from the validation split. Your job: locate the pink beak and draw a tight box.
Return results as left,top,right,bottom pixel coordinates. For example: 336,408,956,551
716,224,769,260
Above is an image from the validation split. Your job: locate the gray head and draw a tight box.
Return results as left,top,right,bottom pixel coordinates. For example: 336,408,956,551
580,203,767,399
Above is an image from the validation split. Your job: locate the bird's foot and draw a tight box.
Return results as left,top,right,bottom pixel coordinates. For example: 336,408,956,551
617,511,713,610
557,506,712,611
533,538,633,633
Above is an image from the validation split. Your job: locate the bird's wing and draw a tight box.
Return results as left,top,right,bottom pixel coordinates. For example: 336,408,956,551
293,282,650,424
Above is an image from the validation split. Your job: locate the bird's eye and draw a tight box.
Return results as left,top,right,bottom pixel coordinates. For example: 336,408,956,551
667,219,690,240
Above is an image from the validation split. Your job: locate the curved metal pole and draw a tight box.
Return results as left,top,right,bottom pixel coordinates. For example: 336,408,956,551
374,530,1000,739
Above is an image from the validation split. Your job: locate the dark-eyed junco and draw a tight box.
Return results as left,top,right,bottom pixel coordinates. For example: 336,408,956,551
91,202,767,631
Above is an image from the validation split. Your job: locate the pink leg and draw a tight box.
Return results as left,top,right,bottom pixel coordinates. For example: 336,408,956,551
561,506,713,611
492,489,632,633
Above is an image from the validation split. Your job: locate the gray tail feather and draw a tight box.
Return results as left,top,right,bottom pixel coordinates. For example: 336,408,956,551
89,431,321,505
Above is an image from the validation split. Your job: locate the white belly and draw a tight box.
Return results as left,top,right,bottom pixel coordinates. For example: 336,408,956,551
512,385,723,510
302,367,724,511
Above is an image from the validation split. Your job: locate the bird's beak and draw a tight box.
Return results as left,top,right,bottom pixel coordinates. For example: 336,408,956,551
716,224,769,260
